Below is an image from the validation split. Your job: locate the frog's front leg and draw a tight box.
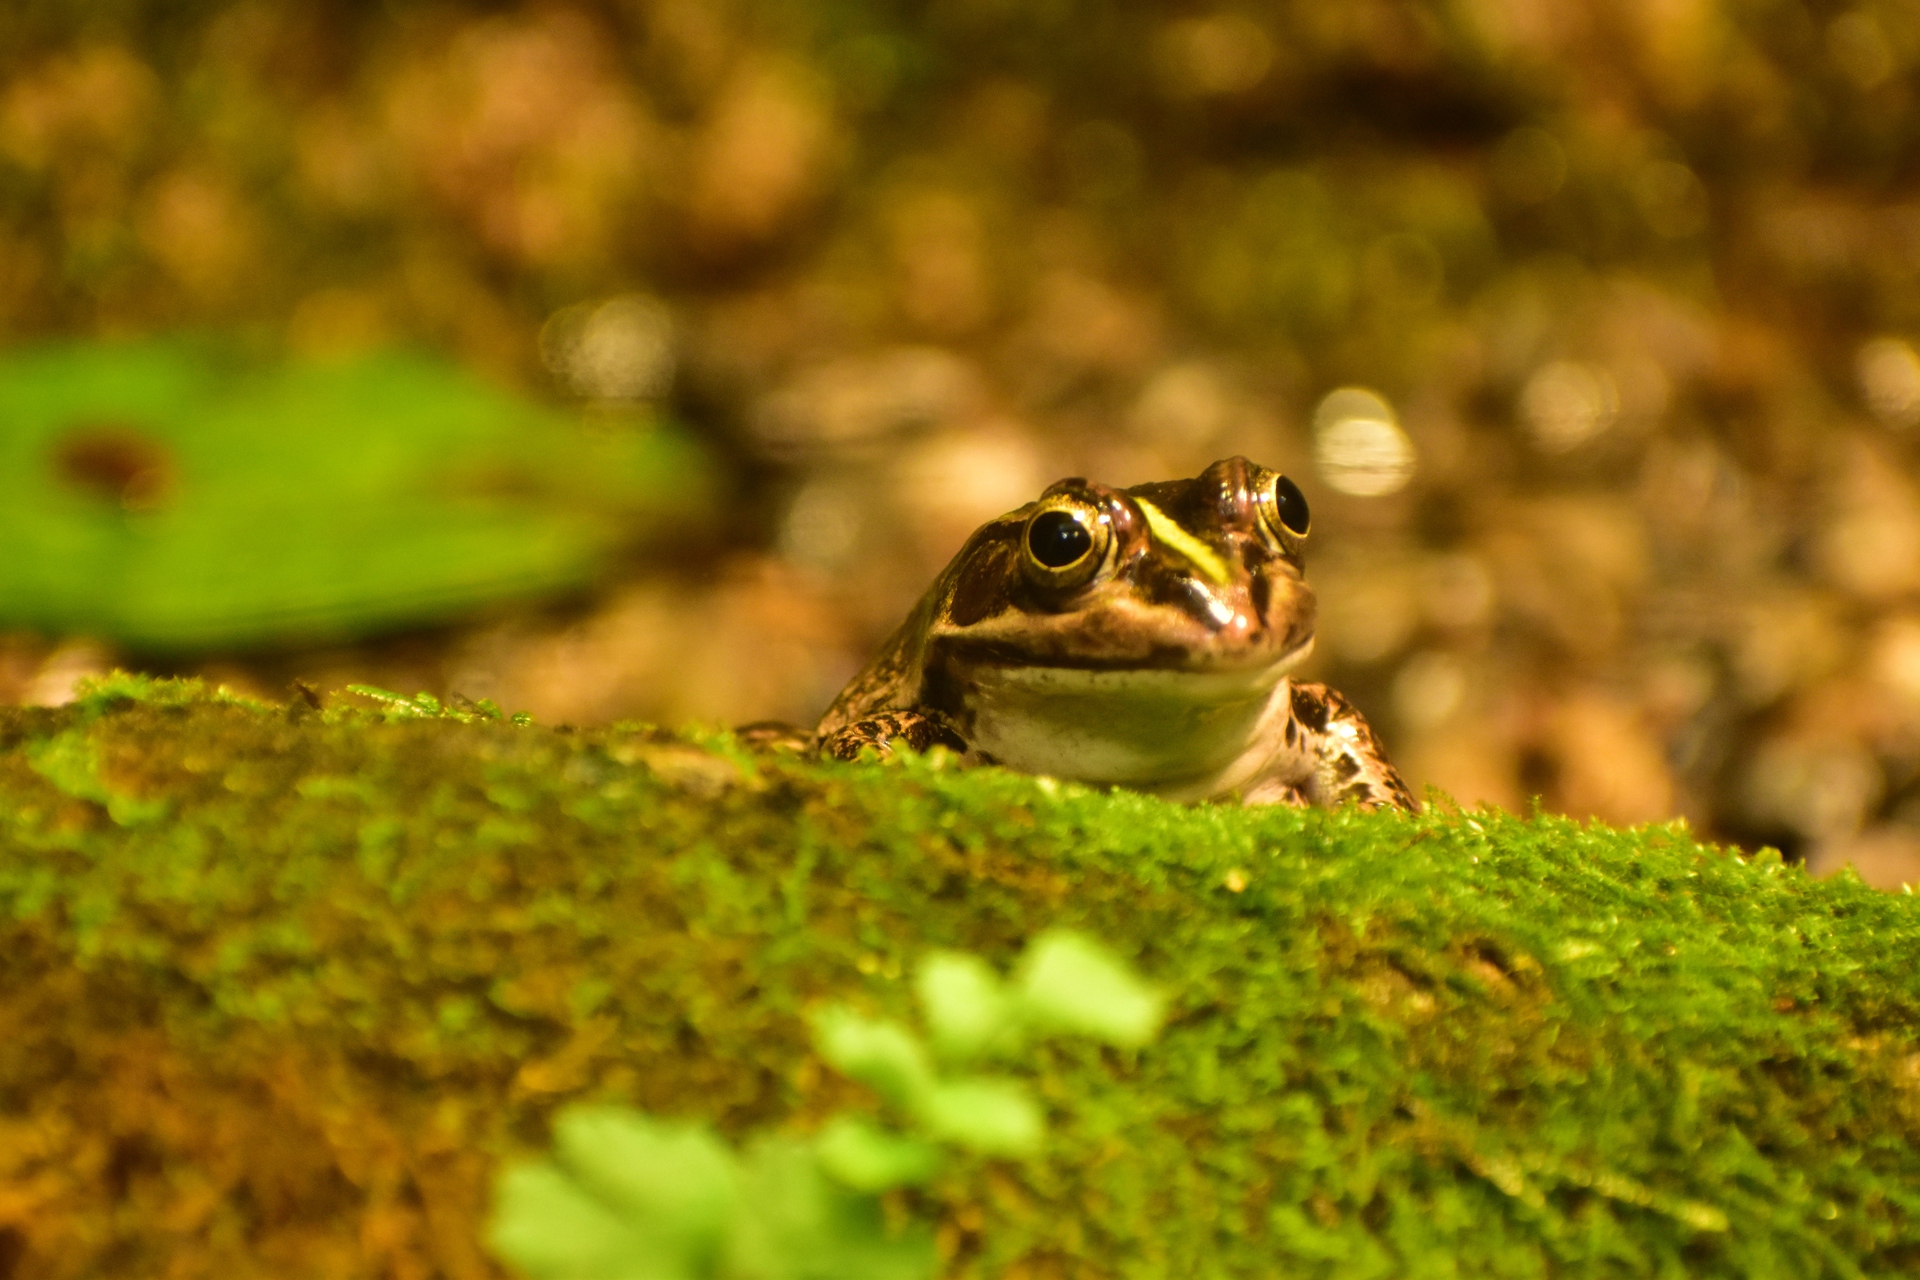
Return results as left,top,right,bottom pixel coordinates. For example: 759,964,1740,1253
1253,682,1415,811
734,720,814,752
818,709,968,761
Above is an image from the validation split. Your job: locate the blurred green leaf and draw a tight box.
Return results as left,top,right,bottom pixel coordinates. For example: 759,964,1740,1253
810,1009,936,1108
488,1162,671,1280
489,1108,739,1280
812,1116,942,1191
552,1109,740,1244
914,950,1014,1062
1014,931,1165,1048
489,1110,935,1280
0,340,713,650
726,1138,935,1280
914,1077,1042,1157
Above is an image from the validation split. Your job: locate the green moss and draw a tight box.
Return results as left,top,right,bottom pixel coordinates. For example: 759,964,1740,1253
0,679,1917,1277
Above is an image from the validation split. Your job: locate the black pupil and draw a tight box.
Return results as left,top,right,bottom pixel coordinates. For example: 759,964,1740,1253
1272,475,1309,535
1028,510,1093,568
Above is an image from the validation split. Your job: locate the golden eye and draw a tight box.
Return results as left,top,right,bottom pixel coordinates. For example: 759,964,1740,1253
1027,509,1092,567
1271,475,1309,534
1022,501,1110,585
1259,473,1310,545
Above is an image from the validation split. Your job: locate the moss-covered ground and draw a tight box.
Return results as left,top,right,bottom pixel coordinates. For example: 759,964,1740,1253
1,677,1918,1278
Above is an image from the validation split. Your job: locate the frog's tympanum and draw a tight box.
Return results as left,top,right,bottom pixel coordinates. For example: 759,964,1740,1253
814,456,1415,810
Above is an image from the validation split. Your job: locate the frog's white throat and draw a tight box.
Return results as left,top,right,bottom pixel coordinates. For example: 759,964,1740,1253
948,638,1314,797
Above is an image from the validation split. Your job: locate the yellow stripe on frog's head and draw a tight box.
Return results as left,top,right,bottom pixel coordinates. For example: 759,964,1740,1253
1135,498,1230,585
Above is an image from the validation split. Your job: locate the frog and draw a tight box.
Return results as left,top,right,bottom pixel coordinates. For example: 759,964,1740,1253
812,455,1415,810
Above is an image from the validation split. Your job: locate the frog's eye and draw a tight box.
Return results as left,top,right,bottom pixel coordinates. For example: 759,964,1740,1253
1028,510,1093,567
1022,503,1109,586
1260,474,1310,545
1271,475,1309,534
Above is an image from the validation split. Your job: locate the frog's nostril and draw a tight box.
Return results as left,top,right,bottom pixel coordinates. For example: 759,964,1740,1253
1178,578,1239,631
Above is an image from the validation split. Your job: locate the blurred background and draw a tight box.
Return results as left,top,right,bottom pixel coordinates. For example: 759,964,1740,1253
5,0,1920,880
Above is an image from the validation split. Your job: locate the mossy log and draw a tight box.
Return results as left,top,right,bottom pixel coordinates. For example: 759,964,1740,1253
1,677,1917,1278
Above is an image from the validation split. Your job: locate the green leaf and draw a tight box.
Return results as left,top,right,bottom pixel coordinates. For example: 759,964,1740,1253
914,951,1015,1062
487,1162,675,1280
810,1009,936,1108
0,340,714,650
1013,930,1165,1048
914,1077,1043,1157
813,1116,943,1191
726,1138,936,1280
551,1108,740,1248
486,1107,739,1280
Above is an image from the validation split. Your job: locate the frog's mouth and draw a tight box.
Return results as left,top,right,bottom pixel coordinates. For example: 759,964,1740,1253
941,635,1314,787
941,631,1315,679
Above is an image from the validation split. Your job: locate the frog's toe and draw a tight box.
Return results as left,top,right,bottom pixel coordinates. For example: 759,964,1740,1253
1352,779,1419,812
822,724,893,761
821,711,967,761
1241,778,1312,807
734,720,814,753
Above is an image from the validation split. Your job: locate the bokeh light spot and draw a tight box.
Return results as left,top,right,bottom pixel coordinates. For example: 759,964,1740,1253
1153,14,1275,98
1521,360,1619,453
1394,649,1468,730
1856,337,1920,429
1828,11,1896,89
540,295,676,402
1634,160,1708,239
1312,388,1416,497
1492,126,1567,204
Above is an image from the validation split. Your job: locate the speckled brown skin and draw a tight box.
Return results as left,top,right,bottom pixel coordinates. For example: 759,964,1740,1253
814,456,1414,811
1276,682,1417,811
819,709,965,758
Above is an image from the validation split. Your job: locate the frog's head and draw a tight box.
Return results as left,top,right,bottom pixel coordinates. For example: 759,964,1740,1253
931,455,1315,677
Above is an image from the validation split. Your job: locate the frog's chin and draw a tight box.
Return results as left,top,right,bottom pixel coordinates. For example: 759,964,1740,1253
946,638,1313,788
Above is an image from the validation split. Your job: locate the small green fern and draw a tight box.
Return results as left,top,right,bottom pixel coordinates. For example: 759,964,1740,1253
487,931,1165,1280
